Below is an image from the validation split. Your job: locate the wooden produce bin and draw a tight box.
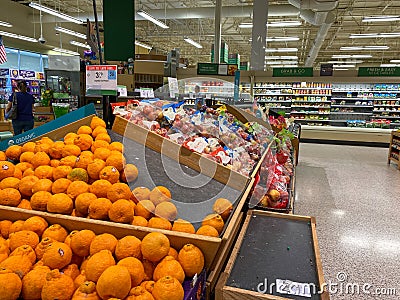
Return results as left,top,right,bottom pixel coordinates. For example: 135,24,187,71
216,210,329,300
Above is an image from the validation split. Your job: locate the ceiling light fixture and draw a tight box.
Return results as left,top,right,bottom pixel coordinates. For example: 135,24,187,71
238,23,253,28
326,60,363,64
55,26,86,39
135,40,152,50
340,45,389,50
350,33,400,38
267,21,301,27
381,63,400,67
52,47,80,56
267,36,299,42
334,64,356,68
137,9,169,29
334,68,349,71
332,54,372,59
0,21,12,28
29,2,84,24
390,60,400,63
265,56,298,60
266,60,298,65
265,48,298,52
271,65,299,68
0,30,37,42
363,16,400,22
70,40,91,49
183,37,202,48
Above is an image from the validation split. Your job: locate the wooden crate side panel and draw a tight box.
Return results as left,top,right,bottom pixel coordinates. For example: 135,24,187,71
222,286,289,300
252,209,312,222
0,206,220,270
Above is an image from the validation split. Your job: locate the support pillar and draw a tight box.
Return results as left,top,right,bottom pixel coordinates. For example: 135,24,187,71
250,0,268,71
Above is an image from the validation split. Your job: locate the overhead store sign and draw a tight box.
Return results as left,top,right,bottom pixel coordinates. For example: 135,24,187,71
86,65,117,95
19,70,36,79
197,63,238,76
273,67,313,77
0,69,9,77
358,67,400,77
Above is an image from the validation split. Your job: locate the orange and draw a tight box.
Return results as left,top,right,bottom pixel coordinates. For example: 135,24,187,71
0,161,15,180
22,266,51,300
50,159,60,168
95,133,111,143
90,233,118,255
107,182,132,203
67,180,89,199
213,198,233,221
72,280,100,299
13,167,22,180
152,276,184,300
167,248,178,260
117,257,145,287
108,199,135,224
77,125,93,135
73,272,87,291
148,218,172,231
115,236,142,261
22,216,48,237
86,250,116,282
21,141,36,153
132,216,148,227
89,179,112,198
74,134,94,151
70,230,96,257
132,187,151,202
126,286,154,300
0,177,20,190
178,244,204,277
64,133,78,144
87,159,106,180
42,224,69,242
154,202,178,221
0,188,21,207
32,178,53,193
62,144,81,158
5,145,22,161
0,220,12,239
142,260,155,282
121,164,139,183
16,162,33,173
22,167,35,177
35,237,54,260
75,151,94,169
99,166,120,184
141,232,170,263
140,281,155,294
153,256,185,284
94,147,112,161
42,241,73,269
8,220,25,235
47,193,74,215
20,151,35,163
91,139,109,152
34,165,54,179
92,126,108,138
0,151,5,161
88,198,112,220
0,254,33,276
19,175,39,197
32,152,51,169
96,265,131,299
52,178,72,194
68,168,89,182
53,165,73,180
48,141,65,159
149,187,171,206
64,230,78,247
106,154,126,173
61,264,80,280
196,225,219,237
31,191,52,211
9,230,39,251
90,116,107,130
9,245,36,264
0,267,23,300
202,214,224,234
172,219,195,234
34,143,51,154
60,155,78,167
17,199,32,210
40,137,54,145
75,192,97,216
41,269,75,300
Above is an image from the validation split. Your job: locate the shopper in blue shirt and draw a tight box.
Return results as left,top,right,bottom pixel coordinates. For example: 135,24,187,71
5,81,35,135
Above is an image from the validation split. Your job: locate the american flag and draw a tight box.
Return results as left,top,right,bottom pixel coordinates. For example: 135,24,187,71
0,36,7,64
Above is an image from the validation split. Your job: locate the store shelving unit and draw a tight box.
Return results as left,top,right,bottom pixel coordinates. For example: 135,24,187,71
254,82,293,115
388,131,400,169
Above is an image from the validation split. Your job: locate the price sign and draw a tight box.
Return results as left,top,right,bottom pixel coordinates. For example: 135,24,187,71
140,88,155,98
86,65,118,93
168,77,179,98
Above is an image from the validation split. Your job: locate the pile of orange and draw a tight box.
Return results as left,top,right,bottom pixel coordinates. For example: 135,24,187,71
0,216,205,300
0,116,235,237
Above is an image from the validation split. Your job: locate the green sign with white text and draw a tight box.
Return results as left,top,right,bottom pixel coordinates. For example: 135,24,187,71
197,63,219,75
273,67,313,77
358,67,400,77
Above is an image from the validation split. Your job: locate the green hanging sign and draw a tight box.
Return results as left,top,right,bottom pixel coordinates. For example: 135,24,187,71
273,67,314,77
358,67,400,77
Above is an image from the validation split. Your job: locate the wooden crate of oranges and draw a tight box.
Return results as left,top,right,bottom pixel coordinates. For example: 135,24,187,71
0,210,208,300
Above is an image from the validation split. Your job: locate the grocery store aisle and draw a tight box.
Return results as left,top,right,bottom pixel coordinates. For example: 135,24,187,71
296,143,400,300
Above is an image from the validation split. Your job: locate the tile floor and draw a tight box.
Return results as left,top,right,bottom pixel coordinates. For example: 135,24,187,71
295,143,400,300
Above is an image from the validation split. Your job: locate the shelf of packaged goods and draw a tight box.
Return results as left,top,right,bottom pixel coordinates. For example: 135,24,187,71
331,97,373,100
291,112,330,115
392,145,400,151
294,87,332,90
374,104,400,107
257,100,292,103
373,110,400,113
254,85,292,89
294,118,330,121
372,115,400,119
254,93,293,96
266,106,291,109
291,100,331,103
330,112,373,115
292,105,330,108
293,93,331,96
331,105,373,108
333,90,400,93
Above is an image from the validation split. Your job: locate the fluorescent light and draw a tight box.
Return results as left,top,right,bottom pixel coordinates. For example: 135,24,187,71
363,16,400,22
350,33,400,38
334,68,349,70
334,64,355,68
267,36,299,42
266,60,298,65
265,56,298,60
340,45,389,50
0,21,12,28
29,2,83,24
265,48,298,52
381,64,400,67
184,37,202,49
0,30,37,42
332,54,372,59
135,40,152,50
137,10,169,29
52,48,80,56
70,40,91,49
55,26,86,39
390,60,400,63
271,65,298,68
238,23,253,28
268,21,301,27
326,60,363,64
